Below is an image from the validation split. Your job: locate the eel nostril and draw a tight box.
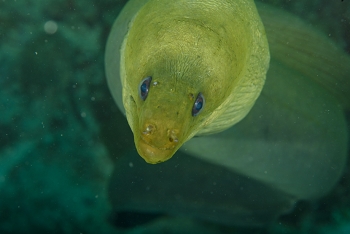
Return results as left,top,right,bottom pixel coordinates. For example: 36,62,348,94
142,124,156,135
169,136,178,143
168,130,179,143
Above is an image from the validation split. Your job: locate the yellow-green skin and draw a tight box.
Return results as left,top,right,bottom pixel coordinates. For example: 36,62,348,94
108,0,269,163
106,0,350,201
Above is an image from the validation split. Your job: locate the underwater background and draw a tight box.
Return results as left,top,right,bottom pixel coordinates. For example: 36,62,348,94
0,0,349,233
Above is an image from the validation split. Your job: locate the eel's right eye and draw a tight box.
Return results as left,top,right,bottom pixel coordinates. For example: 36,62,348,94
139,76,152,101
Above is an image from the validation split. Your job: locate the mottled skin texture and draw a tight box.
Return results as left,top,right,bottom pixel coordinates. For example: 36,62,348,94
105,0,349,221
117,0,269,163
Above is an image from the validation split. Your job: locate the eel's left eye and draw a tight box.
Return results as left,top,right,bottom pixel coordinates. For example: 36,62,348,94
192,92,205,116
139,76,152,101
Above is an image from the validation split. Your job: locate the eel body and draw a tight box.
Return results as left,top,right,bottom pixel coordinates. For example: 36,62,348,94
105,0,350,221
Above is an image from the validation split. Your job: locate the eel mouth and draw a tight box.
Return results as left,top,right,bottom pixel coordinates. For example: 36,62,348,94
136,137,176,164
140,136,176,150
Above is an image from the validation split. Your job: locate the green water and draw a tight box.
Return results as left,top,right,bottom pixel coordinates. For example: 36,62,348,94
0,0,349,233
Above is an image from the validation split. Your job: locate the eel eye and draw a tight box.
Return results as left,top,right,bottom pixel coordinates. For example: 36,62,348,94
192,92,205,116
139,76,152,101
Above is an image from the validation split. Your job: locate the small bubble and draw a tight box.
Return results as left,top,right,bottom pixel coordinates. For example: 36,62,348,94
129,162,134,167
44,20,58,34
91,97,95,101
81,112,86,118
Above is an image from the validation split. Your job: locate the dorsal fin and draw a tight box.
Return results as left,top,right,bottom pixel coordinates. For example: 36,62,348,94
258,3,350,110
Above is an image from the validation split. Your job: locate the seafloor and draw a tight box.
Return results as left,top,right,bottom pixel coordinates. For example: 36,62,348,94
0,0,349,233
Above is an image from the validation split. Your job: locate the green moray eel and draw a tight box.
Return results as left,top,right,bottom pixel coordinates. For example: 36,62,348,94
106,0,269,163
106,0,350,200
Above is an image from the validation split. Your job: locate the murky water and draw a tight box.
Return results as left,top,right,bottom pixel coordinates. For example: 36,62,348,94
0,0,349,233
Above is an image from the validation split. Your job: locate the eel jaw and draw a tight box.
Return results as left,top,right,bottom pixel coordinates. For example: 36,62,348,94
136,137,177,164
